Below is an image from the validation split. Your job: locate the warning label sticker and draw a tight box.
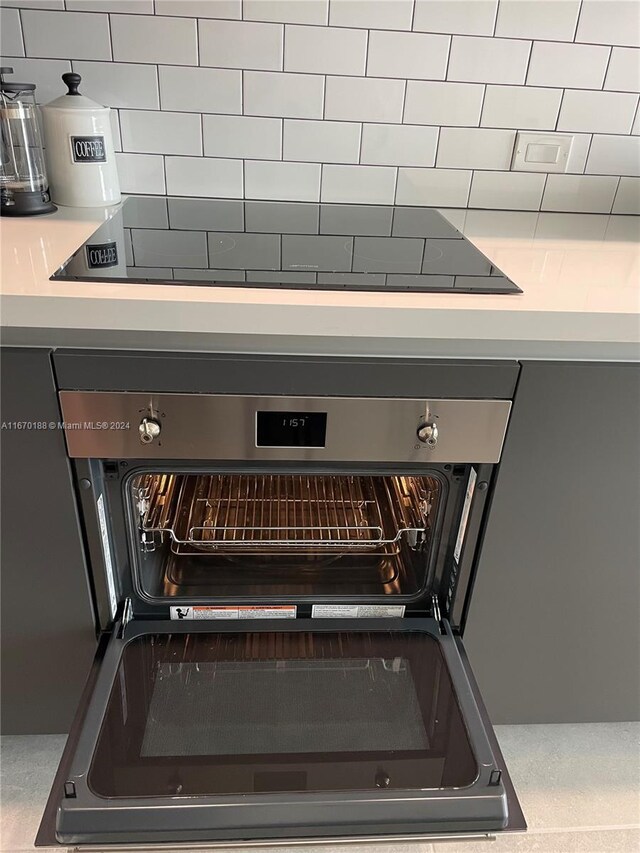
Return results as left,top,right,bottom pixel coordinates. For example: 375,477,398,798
311,604,405,619
170,605,297,621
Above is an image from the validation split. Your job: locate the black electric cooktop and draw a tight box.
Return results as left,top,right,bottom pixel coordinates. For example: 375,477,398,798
51,196,522,294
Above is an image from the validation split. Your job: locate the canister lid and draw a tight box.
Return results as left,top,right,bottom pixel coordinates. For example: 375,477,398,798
44,73,107,111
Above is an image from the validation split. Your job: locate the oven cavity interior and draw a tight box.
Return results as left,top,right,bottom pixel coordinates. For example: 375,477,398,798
130,473,441,601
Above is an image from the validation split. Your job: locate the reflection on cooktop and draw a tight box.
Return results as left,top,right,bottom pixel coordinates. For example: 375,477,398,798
51,197,522,294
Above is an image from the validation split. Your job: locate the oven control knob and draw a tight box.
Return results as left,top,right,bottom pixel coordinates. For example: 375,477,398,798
417,421,438,446
139,417,161,444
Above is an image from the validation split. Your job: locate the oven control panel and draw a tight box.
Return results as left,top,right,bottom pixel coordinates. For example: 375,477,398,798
59,392,512,463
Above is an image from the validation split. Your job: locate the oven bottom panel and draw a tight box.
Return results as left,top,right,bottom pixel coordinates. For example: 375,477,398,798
41,619,510,846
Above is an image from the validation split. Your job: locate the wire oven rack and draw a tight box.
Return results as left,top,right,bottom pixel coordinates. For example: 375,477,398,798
135,473,435,556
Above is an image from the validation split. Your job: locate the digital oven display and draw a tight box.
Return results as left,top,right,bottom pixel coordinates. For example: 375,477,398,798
256,411,327,448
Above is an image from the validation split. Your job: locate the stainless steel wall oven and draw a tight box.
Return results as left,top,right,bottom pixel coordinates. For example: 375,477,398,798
38,352,525,847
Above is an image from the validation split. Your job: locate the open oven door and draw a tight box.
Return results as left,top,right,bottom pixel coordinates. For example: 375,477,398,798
37,616,526,847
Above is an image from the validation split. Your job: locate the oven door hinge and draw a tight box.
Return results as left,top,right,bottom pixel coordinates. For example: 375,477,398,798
431,594,444,634
118,597,133,639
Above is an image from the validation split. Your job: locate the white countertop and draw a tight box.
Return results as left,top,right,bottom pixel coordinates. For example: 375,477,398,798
1,203,639,360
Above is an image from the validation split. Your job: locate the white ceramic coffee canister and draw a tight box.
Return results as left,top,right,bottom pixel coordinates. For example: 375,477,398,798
41,72,120,207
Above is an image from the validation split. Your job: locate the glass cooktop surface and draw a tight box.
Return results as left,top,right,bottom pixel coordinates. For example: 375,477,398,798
51,196,522,294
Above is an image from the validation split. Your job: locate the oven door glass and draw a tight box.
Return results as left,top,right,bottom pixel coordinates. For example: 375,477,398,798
39,621,522,846
89,629,476,798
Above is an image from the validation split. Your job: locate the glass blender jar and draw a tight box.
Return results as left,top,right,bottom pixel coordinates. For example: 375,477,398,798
1,67,56,216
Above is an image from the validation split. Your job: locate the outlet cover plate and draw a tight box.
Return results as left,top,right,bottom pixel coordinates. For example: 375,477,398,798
512,132,573,173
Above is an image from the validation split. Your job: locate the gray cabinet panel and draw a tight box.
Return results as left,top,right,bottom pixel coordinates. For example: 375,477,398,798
465,362,640,723
1,348,97,734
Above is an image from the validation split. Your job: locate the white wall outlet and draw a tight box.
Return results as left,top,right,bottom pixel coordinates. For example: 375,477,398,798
511,132,574,173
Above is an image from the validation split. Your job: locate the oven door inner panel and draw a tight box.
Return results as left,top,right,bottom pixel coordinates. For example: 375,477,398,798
49,619,509,845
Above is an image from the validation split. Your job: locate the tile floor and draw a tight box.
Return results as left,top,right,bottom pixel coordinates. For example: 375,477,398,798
1,724,639,853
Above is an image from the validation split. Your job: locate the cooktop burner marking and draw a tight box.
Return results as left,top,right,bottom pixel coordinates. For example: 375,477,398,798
208,235,237,257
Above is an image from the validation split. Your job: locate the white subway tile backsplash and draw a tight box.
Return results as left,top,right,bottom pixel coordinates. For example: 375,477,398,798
200,19,283,71
22,9,110,60
481,85,562,130
436,127,516,169
203,115,281,160
605,48,640,93
576,0,640,48
283,120,360,164
586,135,640,176
115,153,166,194
404,81,484,127
413,0,498,37
284,24,366,75
2,57,70,103
66,1,153,11
361,124,439,167
165,156,243,197
367,31,450,81
558,90,639,134
321,164,397,204
155,0,241,17
447,36,530,84
495,0,581,41
121,110,201,155
9,0,638,214
542,174,619,212
244,71,324,119
612,177,640,214
245,160,321,201
73,62,159,110
325,76,405,122
469,171,546,209
330,0,413,30
1,7,23,56
396,168,472,206
159,66,241,114
244,1,327,24
0,1,64,8
111,14,197,65
527,42,610,89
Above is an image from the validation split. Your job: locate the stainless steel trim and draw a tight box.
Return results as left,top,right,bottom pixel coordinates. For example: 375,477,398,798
59,393,512,463
70,833,497,850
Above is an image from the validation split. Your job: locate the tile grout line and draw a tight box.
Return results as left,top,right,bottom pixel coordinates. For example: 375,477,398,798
554,88,565,131
106,12,113,62
572,0,585,43
600,45,614,91
478,83,488,128
400,78,408,123
522,38,534,86
609,175,622,213
16,6,25,58
443,33,453,83
363,27,370,77
539,171,550,211
582,132,595,175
